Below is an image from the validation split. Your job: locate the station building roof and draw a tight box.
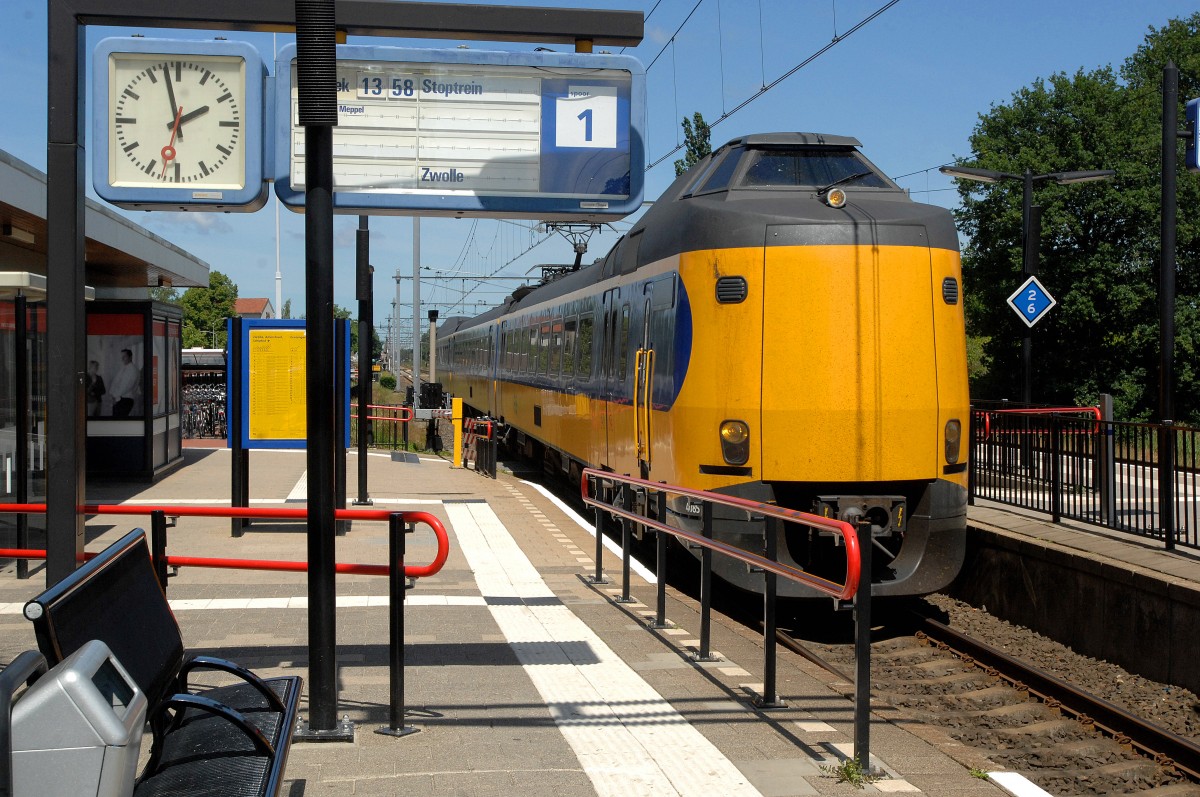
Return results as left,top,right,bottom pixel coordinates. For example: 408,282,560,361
0,148,209,295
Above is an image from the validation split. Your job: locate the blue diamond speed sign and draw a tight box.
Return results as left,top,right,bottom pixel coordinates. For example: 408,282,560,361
1007,276,1056,328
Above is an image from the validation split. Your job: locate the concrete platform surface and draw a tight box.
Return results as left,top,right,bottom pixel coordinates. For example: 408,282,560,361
1,448,1009,796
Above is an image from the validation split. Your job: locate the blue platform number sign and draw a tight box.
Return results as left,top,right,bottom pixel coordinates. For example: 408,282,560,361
1187,98,1199,173
1007,275,1057,328
556,86,618,148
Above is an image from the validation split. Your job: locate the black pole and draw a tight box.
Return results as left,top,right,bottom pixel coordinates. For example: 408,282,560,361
1021,169,1034,406
618,484,634,604
45,1,87,587
335,320,348,536
355,216,373,506
229,317,250,536
588,476,607,584
296,0,343,738
652,489,668,629
376,513,418,737
1160,62,1178,549
854,520,874,774
696,501,715,661
14,295,28,580
756,517,784,708
150,510,169,592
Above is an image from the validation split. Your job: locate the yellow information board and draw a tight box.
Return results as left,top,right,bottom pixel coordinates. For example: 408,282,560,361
248,328,306,440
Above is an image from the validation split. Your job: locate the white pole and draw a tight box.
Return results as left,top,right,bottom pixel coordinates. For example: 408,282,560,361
412,217,421,408
273,33,282,318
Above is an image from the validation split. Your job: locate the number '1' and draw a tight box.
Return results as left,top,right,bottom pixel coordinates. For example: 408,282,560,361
577,108,593,141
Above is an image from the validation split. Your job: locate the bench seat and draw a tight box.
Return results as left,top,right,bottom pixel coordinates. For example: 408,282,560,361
22,528,301,797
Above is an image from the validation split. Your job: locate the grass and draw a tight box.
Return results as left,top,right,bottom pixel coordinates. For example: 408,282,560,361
819,758,879,789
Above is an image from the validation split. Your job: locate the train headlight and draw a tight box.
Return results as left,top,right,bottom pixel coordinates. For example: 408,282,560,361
720,420,750,465
823,187,848,209
945,419,962,464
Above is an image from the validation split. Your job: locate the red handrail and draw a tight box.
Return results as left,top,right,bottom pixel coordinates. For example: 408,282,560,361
580,468,860,601
0,503,449,578
351,404,413,423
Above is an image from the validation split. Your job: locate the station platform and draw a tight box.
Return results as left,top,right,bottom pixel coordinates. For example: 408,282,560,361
0,449,1043,796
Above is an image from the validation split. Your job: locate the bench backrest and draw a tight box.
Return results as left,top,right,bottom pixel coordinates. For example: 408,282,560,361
23,529,185,709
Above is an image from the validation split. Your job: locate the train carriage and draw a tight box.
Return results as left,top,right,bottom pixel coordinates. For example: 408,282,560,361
439,133,969,599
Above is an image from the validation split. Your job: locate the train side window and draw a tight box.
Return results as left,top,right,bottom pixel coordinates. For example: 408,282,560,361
549,317,563,375
525,327,537,373
578,316,594,379
538,322,551,374
617,305,630,380
562,317,577,378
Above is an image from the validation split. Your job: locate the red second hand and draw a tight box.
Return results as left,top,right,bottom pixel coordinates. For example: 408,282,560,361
161,106,183,179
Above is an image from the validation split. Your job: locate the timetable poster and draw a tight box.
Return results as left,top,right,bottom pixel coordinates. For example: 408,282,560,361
247,328,306,441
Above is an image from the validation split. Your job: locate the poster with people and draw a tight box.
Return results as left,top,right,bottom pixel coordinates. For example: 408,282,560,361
86,313,144,418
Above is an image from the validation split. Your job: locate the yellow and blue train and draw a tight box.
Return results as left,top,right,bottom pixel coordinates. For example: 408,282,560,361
438,133,970,598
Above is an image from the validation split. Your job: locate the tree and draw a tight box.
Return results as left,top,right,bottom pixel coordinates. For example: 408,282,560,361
180,271,238,348
949,13,1200,421
281,298,292,319
150,286,180,304
674,112,711,176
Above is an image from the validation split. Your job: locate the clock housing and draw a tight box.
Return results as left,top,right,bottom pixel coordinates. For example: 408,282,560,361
93,37,267,212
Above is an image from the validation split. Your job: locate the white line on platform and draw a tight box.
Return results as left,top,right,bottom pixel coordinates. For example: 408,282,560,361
0,596,487,614
446,501,760,797
286,472,308,501
519,479,657,585
988,771,1055,797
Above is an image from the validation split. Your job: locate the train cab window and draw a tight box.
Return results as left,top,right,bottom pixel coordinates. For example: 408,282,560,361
562,317,577,378
620,231,642,274
578,316,594,379
695,146,745,193
739,148,889,189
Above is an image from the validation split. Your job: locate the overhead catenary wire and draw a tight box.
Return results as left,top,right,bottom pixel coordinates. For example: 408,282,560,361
646,0,903,171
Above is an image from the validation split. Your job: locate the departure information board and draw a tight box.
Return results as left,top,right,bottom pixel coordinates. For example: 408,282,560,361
273,44,645,220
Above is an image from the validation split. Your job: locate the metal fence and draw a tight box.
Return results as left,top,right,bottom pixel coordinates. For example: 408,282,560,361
969,403,1200,550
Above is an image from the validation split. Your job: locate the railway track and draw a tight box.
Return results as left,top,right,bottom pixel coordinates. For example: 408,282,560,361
780,599,1200,796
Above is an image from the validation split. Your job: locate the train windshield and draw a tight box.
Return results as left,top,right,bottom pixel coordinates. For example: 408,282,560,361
736,148,890,190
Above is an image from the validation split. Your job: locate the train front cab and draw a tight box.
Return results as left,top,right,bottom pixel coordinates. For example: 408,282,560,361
657,139,970,600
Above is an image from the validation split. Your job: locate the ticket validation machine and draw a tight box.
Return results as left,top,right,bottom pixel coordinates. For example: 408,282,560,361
10,640,147,797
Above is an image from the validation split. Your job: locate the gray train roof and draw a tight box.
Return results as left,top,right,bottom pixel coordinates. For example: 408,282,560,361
442,133,959,335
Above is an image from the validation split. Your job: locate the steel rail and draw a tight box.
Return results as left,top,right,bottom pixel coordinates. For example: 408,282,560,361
918,616,1200,781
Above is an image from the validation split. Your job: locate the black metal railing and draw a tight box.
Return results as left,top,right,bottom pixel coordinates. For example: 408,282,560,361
970,405,1200,550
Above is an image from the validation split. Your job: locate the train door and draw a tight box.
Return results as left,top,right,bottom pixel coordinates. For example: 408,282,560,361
600,288,635,472
494,321,506,416
634,297,654,479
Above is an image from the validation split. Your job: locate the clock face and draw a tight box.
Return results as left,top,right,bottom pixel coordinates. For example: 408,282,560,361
108,53,246,190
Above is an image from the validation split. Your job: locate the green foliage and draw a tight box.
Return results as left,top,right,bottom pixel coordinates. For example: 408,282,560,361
150,286,180,305
820,759,878,789
674,112,712,176
950,12,1200,421
180,271,238,348
379,374,397,391
281,298,292,319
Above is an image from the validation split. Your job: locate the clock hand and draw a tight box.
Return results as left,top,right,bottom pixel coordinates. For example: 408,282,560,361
161,106,183,180
161,63,182,140
166,105,211,129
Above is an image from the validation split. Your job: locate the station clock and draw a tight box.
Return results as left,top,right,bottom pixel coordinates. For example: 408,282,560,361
93,38,267,211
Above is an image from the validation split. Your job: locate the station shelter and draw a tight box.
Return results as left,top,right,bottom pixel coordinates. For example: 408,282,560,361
0,148,210,519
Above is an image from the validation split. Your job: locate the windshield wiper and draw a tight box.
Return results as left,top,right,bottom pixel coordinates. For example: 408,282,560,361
816,171,874,197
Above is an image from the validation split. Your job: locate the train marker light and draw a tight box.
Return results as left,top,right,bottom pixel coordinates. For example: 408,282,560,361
720,420,750,465
945,419,961,464
823,187,848,208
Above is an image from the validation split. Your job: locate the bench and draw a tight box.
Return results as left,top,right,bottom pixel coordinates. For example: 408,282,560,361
20,528,302,797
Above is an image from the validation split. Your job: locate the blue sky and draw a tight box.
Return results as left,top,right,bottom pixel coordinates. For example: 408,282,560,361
1,0,1195,339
